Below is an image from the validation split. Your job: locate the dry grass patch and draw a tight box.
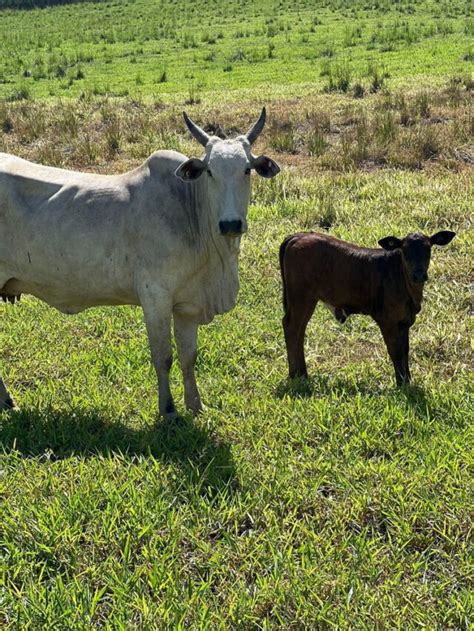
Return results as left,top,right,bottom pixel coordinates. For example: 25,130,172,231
0,78,472,175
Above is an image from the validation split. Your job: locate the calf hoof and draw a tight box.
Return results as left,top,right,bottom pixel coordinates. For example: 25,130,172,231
396,377,411,388
289,370,308,380
335,308,347,324
0,397,16,411
163,412,178,423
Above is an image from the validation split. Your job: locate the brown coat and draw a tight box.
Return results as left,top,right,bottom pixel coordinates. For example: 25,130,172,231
279,230,455,385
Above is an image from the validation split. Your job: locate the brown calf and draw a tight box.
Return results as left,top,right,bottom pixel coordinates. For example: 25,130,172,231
280,230,455,385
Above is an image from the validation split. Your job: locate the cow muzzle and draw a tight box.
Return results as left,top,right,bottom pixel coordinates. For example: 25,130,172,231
219,220,244,237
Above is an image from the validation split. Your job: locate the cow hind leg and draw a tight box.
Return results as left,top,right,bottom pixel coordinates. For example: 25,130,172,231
0,289,15,409
174,314,202,414
283,297,318,379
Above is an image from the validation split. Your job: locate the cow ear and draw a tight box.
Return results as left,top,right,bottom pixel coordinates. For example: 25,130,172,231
252,155,280,179
430,230,456,247
378,236,402,251
175,158,206,182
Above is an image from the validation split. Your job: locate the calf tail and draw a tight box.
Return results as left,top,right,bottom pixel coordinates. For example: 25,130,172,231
279,235,294,316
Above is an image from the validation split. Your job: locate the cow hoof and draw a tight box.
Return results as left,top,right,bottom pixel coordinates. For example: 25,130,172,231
159,399,178,420
159,413,186,430
161,406,178,421
186,401,204,416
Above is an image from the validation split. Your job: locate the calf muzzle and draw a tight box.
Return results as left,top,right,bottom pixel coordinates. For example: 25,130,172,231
412,271,428,284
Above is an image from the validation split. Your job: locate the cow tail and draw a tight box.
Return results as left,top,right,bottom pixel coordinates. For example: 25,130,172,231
279,235,293,317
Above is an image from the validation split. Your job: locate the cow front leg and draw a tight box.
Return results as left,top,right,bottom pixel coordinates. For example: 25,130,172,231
380,322,411,386
174,314,202,414
140,292,176,419
0,375,15,410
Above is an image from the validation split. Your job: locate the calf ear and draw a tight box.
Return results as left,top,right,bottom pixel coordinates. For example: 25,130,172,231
430,230,456,246
252,155,280,178
175,158,206,182
378,236,402,251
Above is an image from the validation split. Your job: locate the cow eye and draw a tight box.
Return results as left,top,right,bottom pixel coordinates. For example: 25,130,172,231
245,167,251,175
207,169,213,177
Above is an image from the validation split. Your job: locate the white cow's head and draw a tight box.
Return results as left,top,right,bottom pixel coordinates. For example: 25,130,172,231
175,108,280,237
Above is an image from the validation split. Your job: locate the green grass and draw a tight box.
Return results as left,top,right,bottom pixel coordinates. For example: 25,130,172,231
0,0,472,100
1,170,472,627
1,0,473,627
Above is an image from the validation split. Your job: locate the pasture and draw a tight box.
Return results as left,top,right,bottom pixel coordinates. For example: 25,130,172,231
0,0,473,101
1,0,473,628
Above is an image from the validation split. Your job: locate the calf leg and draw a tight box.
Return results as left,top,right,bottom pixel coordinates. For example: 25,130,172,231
401,329,411,383
283,297,318,378
0,375,14,410
140,289,176,419
380,323,411,386
173,314,202,414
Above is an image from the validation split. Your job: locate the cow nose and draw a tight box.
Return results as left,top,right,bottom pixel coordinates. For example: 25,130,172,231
219,220,243,236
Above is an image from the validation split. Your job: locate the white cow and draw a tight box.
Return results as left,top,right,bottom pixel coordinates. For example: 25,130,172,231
0,109,280,417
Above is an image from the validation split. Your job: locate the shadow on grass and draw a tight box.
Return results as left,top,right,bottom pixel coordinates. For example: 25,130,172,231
276,374,430,414
397,383,430,417
0,406,235,491
275,373,382,399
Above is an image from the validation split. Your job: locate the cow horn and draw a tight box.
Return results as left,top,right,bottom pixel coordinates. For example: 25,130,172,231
183,112,210,147
246,107,266,145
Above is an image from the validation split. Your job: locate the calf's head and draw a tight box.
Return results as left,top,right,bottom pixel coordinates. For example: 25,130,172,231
175,108,280,237
379,231,456,284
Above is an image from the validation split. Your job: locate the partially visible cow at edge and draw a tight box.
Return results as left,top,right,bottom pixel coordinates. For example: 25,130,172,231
279,230,455,385
0,109,280,417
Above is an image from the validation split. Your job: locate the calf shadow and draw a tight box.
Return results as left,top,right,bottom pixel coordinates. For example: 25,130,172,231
397,383,430,417
0,406,235,492
276,374,430,417
275,373,380,399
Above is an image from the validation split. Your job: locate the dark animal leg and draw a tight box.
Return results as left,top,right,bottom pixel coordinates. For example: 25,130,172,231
335,308,347,324
380,323,411,386
401,327,411,383
283,298,318,379
0,375,14,410
1,293,21,304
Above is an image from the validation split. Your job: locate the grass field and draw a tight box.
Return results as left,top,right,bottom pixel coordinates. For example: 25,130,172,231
1,0,473,628
0,0,473,101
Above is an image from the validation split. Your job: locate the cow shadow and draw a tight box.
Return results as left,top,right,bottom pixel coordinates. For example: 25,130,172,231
0,406,235,492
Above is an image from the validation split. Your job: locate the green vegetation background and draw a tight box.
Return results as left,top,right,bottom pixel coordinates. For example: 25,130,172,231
1,0,473,628
0,0,472,100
